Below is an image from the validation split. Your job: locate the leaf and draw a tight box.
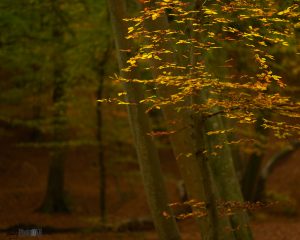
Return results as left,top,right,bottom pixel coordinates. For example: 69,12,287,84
127,58,137,66
141,53,153,59
117,101,130,105
204,8,218,15
258,41,267,46
271,75,282,81
118,92,127,96
154,55,162,60
176,40,190,44
128,27,134,33
208,32,215,38
207,130,226,135
265,54,275,60
152,13,160,20
278,6,293,16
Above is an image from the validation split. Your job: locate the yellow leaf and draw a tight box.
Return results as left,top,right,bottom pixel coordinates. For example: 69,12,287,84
127,58,136,65
272,75,282,81
278,6,294,16
152,13,160,20
258,41,267,46
141,53,152,59
204,8,218,15
265,54,274,60
176,40,190,44
128,27,134,33
244,117,252,122
118,101,130,105
282,41,289,46
118,92,127,96
208,32,215,38
175,20,185,23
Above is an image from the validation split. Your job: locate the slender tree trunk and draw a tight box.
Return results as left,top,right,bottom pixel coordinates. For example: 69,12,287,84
204,114,253,240
107,1,181,239
95,44,111,223
40,146,68,212
190,111,220,240
39,0,69,213
39,65,69,213
96,61,106,223
97,99,106,223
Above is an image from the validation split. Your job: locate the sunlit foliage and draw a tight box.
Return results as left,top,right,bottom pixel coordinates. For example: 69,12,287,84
109,0,300,139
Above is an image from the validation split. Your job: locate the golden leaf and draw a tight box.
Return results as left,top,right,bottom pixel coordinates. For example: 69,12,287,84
152,13,160,20
204,8,218,15
128,27,134,33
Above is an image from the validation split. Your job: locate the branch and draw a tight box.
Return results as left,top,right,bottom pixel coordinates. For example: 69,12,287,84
261,141,300,179
203,106,240,119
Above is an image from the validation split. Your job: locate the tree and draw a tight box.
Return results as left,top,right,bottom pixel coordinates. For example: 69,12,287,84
0,0,124,217
38,0,72,213
107,0,181,239
0,0,49,138
0,0,71,212
138,1,239,239
110,0,299,239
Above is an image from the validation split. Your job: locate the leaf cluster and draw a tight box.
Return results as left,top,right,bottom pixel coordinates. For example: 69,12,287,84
112,0,300,139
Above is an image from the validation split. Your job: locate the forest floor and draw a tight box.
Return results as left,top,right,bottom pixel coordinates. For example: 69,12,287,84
0,140,300,240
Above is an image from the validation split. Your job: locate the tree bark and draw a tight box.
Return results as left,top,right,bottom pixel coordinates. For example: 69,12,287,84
188,1,253,238
39,0,69,213
107,0,181,239
204,114,253,240
141,2,235,239
96,45,111,223
39,61,69,213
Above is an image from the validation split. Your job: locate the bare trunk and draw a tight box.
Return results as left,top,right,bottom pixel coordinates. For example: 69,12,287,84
204,114,253,240
96,46,111,223
39,1,69,213
39,68,69,213
40,149,68,212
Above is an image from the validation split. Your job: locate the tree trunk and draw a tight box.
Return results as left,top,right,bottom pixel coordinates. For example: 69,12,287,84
39,1,69,213
95,41,111,223
107,0,181,239
189,1,253,237
241,115,267,202
141,2,235,239
39,69,69,213
39,148,69,212
96,55,106,223
204,114,253,240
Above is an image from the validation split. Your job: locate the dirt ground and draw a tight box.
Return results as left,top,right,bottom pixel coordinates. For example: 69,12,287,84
0,140,300,240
